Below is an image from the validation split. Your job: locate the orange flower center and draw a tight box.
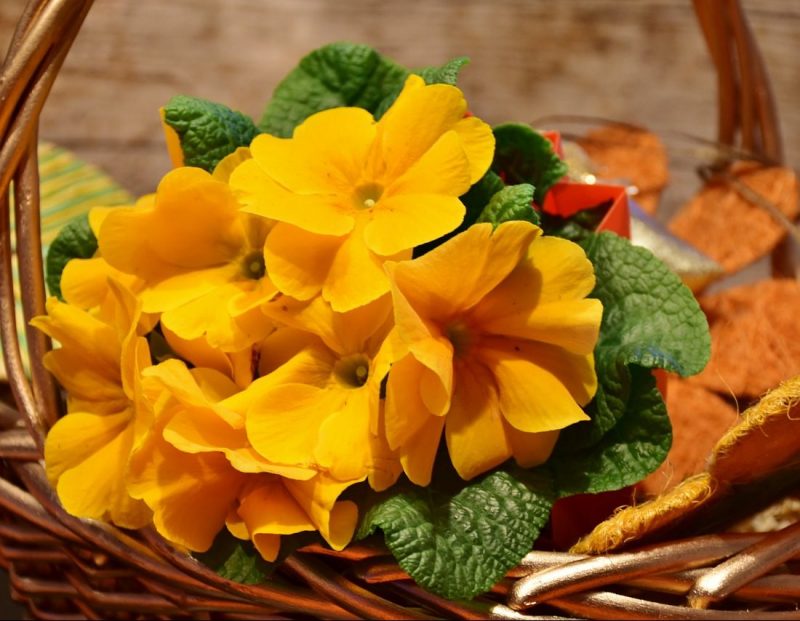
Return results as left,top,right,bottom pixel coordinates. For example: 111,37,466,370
353,182,384,210
445,320,473,358
241,250,266,280
334,353,371,388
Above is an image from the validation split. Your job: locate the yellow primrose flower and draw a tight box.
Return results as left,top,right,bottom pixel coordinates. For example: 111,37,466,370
59,204,147,311
97,166,277,351
128,359,358,558
384,221,603,484
230,74,494,312
32,280,153,528
245,295,401,491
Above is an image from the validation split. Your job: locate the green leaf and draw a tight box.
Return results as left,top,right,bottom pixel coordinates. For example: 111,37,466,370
415,56,470,85
45,213,97,299
260,43,409,137
162,95,261,173
549,369,671,496
196,532,272,585
476,183,539,228
357,470,553,600
584,232,711,378
492,123,568,204
552,231,710,491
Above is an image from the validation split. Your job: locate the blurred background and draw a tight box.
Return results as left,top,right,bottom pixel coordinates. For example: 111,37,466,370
1,0,798,204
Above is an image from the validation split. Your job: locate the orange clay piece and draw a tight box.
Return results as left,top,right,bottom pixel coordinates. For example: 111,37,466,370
669,162,799,274
693,279,800,398
577,124,669,214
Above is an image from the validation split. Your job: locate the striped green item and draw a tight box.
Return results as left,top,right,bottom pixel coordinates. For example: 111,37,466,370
2,142,134,380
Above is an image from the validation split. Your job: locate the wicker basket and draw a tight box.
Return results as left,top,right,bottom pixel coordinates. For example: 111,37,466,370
1,0,798,618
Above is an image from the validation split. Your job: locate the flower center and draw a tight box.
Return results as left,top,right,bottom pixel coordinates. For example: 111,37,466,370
333,354,371,389
353,182,384,210
241,250,266,280
445,320,473,358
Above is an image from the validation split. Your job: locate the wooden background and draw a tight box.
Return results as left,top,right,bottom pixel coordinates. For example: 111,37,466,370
1,0,798,208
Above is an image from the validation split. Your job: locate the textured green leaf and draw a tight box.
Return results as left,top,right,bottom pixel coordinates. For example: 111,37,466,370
260,43,408,137
492,123,568,204
162,96,260,173
416,56,470,86
549,369,671,496
585,232,711,377
45,213,97,300
196,532,272,585
357,470,553,600
553,231,710,485
476,184,539,228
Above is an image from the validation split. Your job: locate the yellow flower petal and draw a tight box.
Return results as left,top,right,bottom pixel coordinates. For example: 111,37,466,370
212,147,252,183
262,294,392,357
60,258,139,310
385,266,453,414
284,475,359,551
388,221,539,320
128,433,243,552
160,107,185,168
265,223,344,301
45,410,129,483
251,329,334,386
32,298,120,371
374,75,467,180
445,361,512,480
527,235,598,303
231,158,354,236
384,129,471,197
139,264,239,313
506,426,560,469
144,360,243,428
236,477,316,561
88,206,119,237
478,299,603,356
46,410,150,528
452,115,495,183
43,350,127,411
99,168,246,281
384,354,437,450
399,414,445,487
246,383,338,468
367,402,403,492
322,223,399,312
364,193,466,256
315,386,374,482
159,280,273,351
479,340,591,433
251,108,376,194
162,325,248,387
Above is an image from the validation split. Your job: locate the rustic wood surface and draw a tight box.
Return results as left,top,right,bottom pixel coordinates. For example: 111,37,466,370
1,0,798,205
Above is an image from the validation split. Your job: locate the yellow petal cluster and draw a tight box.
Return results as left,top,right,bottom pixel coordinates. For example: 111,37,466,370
385,221,603,484
230,75,494,312
34,75,602,562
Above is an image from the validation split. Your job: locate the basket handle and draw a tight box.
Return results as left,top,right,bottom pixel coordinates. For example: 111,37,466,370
0,0,94,452
692,0,783,163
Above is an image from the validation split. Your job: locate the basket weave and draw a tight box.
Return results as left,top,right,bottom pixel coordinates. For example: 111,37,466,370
1,0,798,618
